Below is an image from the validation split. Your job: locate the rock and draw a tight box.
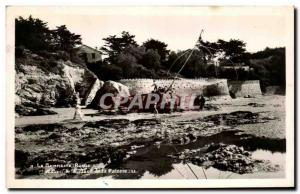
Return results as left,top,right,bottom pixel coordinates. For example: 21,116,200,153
15,105,57,116
82,79,104,105
15,105,36,116
31,108,57,116
15,50,98,116
16,61,76,110
172,143,280,175
48,133,61,139
204,104,220,111
187,133,196,141
87,81,130,109
179,154,185,160
244,151,251,156
101,80,130,97
15,150,29,167
247,103,265,107
203,111,260,126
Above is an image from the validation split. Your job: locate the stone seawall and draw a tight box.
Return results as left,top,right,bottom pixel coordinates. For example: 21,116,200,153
119,79,154,96
264,86,285,95
119,78,230,97
228,80,262,98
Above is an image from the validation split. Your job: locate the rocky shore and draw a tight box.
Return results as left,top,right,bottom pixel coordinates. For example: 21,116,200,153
15,107,285,179
169,143,280,174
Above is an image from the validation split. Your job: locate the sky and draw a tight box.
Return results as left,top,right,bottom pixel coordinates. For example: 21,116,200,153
8,6,291,53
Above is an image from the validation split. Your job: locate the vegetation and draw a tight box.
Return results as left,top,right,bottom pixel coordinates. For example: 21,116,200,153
15,16,82,61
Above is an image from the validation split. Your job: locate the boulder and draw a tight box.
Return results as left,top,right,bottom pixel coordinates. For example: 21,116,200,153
62,62,100,105
102,80,130,97
87,81,130,109
82,79,104,106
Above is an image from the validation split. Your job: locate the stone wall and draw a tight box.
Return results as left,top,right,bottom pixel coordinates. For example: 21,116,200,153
228,80,262,98
119,78,230,97
119,79,154,96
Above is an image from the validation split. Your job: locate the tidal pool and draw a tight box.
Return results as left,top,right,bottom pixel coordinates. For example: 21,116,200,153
98,130,286,179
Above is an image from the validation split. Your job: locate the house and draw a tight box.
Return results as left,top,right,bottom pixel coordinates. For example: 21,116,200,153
217,62,250,71
77,44,102,63
220,65,250,71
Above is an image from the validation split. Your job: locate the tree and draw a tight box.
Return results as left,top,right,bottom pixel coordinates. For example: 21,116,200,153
164,51,179,71
142,39,169,62
100,31,138,64
217,39,246,62
116,53,137,77
248,47,285,91
168,49,206,78
179,49,206,78
15,16,53,51
196,40,219,64
87,60,123,81
52,25,82,53
15,16,82,57
141,49,161,71
122,45,146,63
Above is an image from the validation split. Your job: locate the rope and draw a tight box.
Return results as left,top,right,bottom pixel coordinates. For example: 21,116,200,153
167,49,191,74
199,45,218,78
199,44,239,80
164,47,196,93
201,166,207,179
186,163,199,179
177,47,196,75
170,145,199,179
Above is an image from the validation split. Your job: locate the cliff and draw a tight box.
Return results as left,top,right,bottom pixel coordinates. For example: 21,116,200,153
15,48,99,116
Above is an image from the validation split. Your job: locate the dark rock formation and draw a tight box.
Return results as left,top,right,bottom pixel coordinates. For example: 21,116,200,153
15,105,57,116
15,49,100,116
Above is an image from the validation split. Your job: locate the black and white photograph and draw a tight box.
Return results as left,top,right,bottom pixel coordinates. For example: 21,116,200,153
6,6,294,188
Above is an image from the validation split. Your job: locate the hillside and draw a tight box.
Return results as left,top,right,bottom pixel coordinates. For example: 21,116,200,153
15,47,98,116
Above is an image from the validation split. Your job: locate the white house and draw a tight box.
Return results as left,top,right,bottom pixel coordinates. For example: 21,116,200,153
77,44,102,63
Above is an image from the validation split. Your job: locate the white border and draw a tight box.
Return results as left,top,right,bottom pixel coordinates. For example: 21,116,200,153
4,5,295,189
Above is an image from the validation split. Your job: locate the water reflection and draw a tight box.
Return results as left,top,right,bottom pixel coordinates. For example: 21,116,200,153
111,130,285,179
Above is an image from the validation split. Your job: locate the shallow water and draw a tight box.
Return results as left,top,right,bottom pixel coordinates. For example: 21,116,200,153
137,150,285,179
98,131,286,179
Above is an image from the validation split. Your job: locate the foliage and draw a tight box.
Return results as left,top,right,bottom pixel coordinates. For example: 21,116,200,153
197,40,219,63
15,16,82,57
97,39,163,79
142,39,170,62
52,25,82,53
197,38,246,64
216,39,246,62
87,61,123,81
248,47,285,90
141,49,161,71
100,31,138,64
116,53,137,78
15,16,53,52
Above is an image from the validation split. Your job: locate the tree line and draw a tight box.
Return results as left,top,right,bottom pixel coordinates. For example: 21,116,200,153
15,16,82,61
15,16,286,91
